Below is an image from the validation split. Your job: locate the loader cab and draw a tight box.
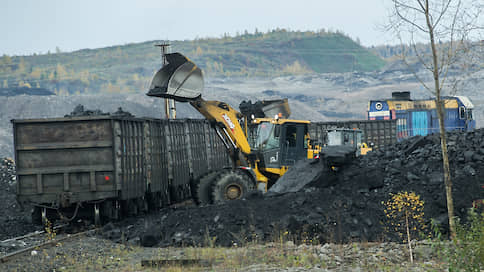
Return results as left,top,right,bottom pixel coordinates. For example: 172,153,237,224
322,128,365,156
324,129,362,146
249,119,309,169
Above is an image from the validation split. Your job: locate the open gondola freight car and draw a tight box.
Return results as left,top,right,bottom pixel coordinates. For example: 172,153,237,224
12,116,230,224
309,119,397,149
368,92,475,141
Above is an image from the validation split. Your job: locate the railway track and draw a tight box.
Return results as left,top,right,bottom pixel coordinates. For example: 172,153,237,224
0,223,99,263
0,198,195,263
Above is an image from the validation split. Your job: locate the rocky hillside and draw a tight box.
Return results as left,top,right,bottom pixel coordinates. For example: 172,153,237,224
1,64,483,158
0,30,384,96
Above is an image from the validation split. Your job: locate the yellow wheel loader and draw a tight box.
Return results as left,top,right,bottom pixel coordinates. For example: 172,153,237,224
147,52,316,204
318,128,372,171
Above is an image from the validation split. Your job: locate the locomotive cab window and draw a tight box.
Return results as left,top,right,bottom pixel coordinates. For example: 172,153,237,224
459,106,466,119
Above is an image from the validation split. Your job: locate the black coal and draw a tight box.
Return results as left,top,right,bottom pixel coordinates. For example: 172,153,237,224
134,129,484,247
0,158,37,240
64,105,133,118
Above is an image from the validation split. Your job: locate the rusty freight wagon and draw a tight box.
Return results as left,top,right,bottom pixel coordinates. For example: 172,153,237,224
12,116,229,224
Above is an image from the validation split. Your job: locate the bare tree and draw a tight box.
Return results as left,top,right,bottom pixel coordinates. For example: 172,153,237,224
386,0,482,238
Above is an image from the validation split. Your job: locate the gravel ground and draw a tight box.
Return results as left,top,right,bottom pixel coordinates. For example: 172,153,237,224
0,232,447,271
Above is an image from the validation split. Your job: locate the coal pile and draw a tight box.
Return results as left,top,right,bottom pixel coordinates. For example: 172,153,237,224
64,104,134,118
0,158,16,185
267,159,323,194
341,130,484,229
129,130,484,247
64,104,109,117
0,158,37,240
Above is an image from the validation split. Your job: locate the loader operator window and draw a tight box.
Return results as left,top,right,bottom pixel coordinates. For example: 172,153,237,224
356,132,362,146
285,126,297,147
344,133,350,145
254,122,279,150
327,131,342,146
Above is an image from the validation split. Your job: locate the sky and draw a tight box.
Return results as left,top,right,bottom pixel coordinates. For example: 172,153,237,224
2,0,396,56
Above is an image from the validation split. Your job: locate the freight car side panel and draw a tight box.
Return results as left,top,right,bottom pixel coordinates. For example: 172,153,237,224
14,118,117,206
144,120,170,195
206,123,231,170
118,120,146,200
185,120,210,179
15,120,112,146
309,120,397,149
13,116,234,209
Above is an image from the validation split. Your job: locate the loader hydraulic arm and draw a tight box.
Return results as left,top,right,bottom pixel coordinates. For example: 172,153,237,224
190,98,251,156
146,52,252,165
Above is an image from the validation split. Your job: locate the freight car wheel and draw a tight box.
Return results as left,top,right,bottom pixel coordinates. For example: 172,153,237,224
192,171,219,205
169,186,184,203
104,200,121,221
94,204,101,226
211,170,254,203
31,206,42,225
125,199,139,216
148,192,163,211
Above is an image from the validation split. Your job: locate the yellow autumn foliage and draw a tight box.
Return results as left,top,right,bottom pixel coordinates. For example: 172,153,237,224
383,191,427,241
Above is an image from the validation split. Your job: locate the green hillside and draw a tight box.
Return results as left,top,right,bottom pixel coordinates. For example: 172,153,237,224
0,30,385,95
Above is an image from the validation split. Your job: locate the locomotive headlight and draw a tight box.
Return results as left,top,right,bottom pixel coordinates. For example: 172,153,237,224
375,102,383,110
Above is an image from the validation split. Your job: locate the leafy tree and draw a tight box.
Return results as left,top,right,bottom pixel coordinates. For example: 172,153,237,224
17,57,27,73
30,68,42,79
56,87,69,96
1,54,12,65
0,54,13,73
282,60,311,74
18,80,31,88
383,192,426,263
55,63,68,79
131,73,139,82
48,70,56,81
79,70,91,85
195,46,203,56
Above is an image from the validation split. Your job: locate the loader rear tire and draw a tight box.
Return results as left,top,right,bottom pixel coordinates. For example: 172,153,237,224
211,170,254,203
192,171,218,205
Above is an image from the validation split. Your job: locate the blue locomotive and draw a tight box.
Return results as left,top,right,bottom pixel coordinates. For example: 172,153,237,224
368,92,475,140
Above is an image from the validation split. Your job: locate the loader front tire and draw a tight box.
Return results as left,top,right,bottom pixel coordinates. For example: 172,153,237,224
211,170,254,203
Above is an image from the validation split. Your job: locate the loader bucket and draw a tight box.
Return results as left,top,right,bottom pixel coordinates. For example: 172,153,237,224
261,98,291,119
147,52,203,102
239,98,291,119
